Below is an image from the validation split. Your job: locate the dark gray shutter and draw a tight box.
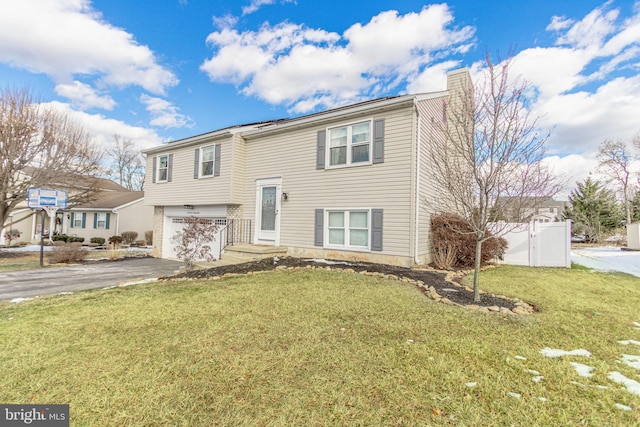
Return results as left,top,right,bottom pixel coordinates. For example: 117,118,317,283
314,209,324,246
105,213,111,229
194,149,200,179
70,212,75,228
371,209,383,251
93,213,97,229
152,156,157,183
316,130,326,169
167,154,173,182
372,119,384,164
81,212,86,229
214,144,221,177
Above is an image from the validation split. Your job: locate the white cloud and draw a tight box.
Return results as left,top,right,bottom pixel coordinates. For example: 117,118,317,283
0,0,177,95
242,0,295,15
140,94,194,129
201,4,474,112
43,101,165,152
55,81,116,110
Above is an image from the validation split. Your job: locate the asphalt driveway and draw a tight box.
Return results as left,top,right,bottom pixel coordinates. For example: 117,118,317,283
0,257,183,301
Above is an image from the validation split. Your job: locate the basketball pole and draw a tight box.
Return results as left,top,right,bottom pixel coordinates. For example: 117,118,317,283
40,209,45,268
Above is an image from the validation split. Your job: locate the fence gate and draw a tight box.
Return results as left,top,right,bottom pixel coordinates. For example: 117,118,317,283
496,220,571,268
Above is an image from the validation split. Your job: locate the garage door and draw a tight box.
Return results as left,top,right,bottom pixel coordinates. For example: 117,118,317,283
163,217,227,260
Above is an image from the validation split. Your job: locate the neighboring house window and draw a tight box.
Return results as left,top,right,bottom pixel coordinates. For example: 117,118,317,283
93,213,110,229
96,213,107,229
70,212,86,229
315,208,383,251
328,121,371,167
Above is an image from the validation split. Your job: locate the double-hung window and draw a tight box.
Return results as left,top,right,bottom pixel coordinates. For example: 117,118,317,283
328,121,371,167
96,213,107,229
72,213,83,228
327,210,370,250
200,145,214,177
157,155,169,182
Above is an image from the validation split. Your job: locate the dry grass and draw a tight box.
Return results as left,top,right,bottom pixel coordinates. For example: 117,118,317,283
0,267,638,425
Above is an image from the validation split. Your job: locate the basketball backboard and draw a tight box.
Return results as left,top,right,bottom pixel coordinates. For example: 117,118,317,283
27,188,68,209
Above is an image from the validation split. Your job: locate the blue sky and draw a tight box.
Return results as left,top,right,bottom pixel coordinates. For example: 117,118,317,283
1,0,639,193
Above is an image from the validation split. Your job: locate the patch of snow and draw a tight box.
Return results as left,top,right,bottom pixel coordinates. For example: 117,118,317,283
571,246,640,277
615,403,632,411
10,297,33,303
540,348,591,358
633,321,640,329
56,291,74,295
405,339,414,344
526,369,541,375
514,355,527,361
570,362,595,378
1,244,53,252
619,340,640,346
508,392,521,398
621,354,640,371
465,382,478,388
532,376,544,383
119,278,158,287
537,397,548,402
608,372,640,397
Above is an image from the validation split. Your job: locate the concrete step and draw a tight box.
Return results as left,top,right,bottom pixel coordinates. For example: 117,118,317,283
224,243,287,257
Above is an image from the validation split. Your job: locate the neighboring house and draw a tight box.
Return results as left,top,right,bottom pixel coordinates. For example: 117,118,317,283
142,69,471,267
494,196,568,223
66,191,153,243
1,174,152,246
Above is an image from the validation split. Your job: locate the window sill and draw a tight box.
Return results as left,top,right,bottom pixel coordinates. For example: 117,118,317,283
325,161,372,170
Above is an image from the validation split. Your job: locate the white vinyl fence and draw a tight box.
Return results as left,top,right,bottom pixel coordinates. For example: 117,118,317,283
490,220,572,268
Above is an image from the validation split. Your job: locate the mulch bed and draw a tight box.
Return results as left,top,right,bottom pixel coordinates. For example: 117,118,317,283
171,256,516,310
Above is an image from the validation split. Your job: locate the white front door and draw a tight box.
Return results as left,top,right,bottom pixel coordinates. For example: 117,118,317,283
255,178,281,245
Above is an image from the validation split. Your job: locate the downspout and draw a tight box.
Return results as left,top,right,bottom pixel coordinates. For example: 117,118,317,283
414,100,422,265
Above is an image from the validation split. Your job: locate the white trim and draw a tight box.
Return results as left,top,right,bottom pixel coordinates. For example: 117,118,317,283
198,144,215,179
323,208,372,252
156,154,169,183
414,102,421,264
254,178,282,245
325,119,373,169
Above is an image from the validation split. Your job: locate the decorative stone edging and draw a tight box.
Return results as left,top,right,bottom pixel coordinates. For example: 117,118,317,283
171,263,535,315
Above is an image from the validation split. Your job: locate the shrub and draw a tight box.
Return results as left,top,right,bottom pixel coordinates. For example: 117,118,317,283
52,234,70,243
145,230,153,246
121,231,138,245
430,213,508,269
90,237,106,245
4,229,21,244
108,235,123,248
47,242,88,264
69,236,85,243
171,217,218,269
133,240,146,247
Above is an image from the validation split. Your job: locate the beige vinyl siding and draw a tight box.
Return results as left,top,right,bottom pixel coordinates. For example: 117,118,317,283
417,96,448,259
230,132,246,205
117,201,154,238
243,105,416,257
144,136,235,206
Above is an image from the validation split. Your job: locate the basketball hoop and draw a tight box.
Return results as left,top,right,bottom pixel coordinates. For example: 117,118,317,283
43,206,59,217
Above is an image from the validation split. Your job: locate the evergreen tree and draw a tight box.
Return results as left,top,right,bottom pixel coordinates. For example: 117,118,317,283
563,177,624,242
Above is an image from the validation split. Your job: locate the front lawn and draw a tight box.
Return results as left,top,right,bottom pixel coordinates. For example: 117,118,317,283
0,266,638,425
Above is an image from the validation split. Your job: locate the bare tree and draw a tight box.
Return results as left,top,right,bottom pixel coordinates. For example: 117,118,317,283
426,54,562,302
107,134,145,190
0,86,102,229
597,138,638,225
